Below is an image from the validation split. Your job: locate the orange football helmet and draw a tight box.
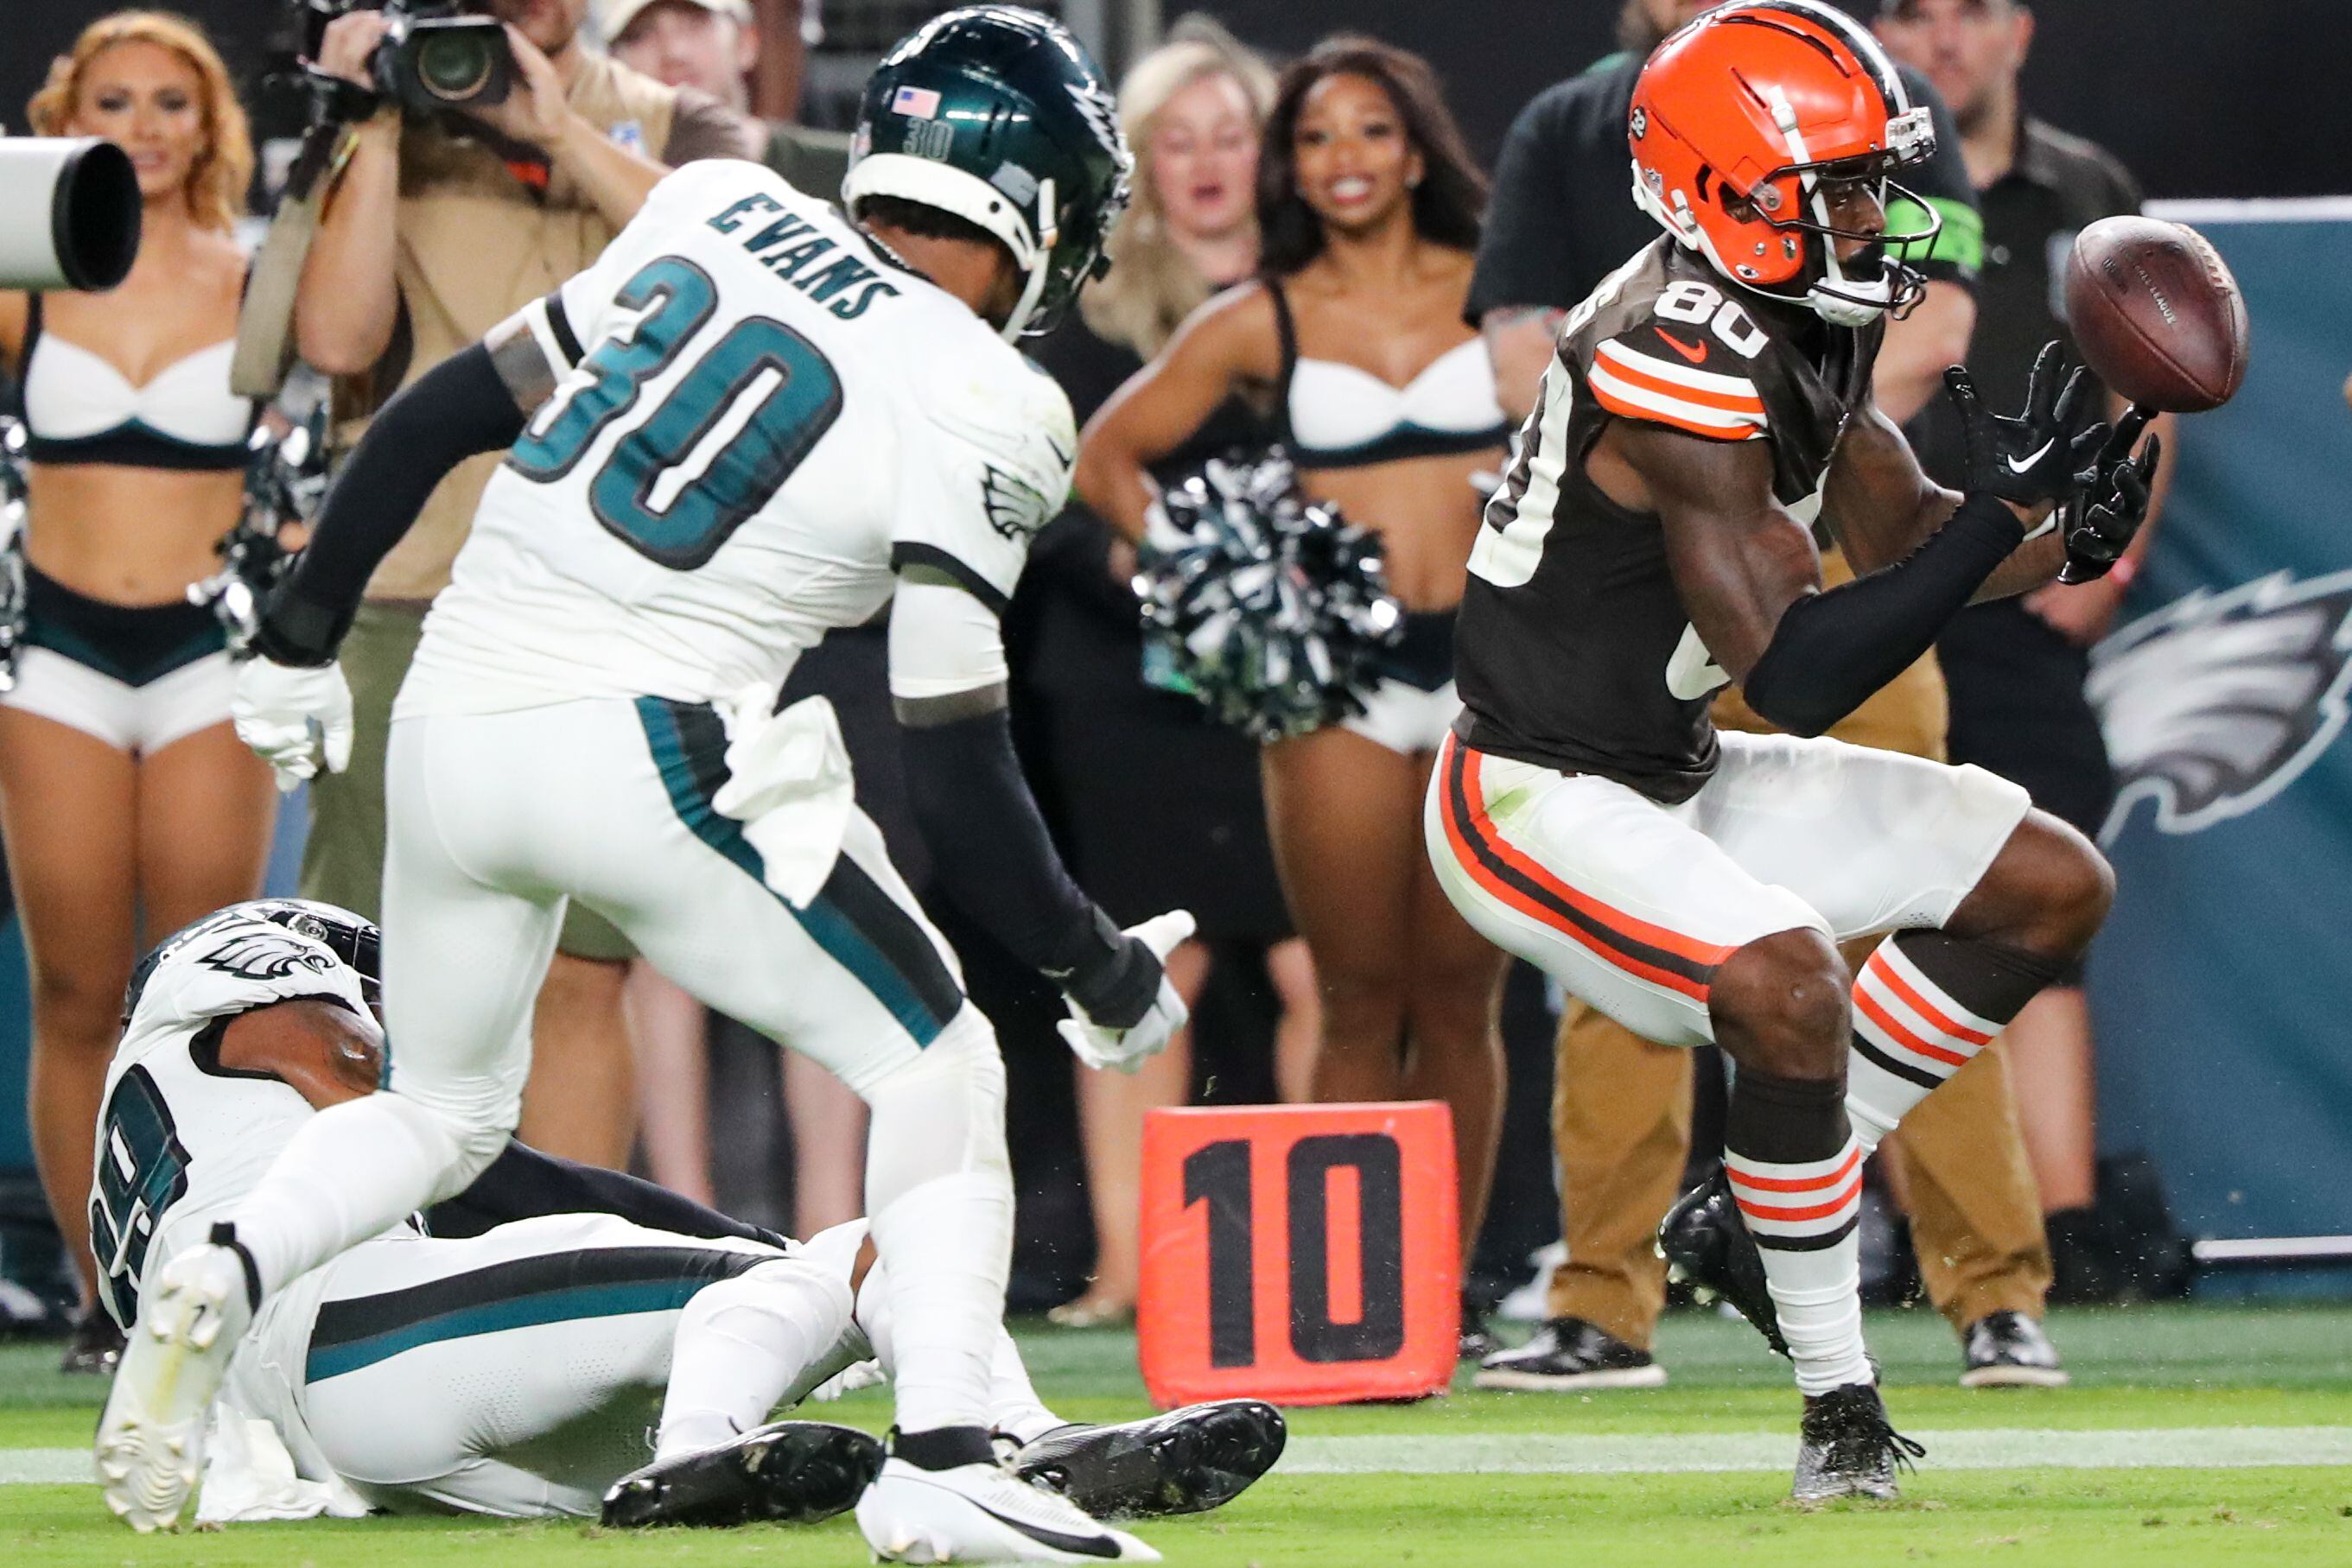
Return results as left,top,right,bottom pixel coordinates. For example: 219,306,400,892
1629,0,1940,326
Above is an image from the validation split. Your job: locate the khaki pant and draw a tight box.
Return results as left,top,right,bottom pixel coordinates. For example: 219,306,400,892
1547,555,2050,1346
298,602,634,962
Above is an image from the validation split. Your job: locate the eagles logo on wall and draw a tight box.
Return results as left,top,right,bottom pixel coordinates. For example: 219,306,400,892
2088,566,2352,841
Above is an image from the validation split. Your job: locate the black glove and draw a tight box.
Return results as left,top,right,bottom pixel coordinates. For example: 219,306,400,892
1943,342,2108,515
2057,407,2160,584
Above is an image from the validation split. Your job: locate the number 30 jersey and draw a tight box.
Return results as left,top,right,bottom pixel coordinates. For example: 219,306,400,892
91,910,375,1329
1453,239,1880,803
403,160,1077,717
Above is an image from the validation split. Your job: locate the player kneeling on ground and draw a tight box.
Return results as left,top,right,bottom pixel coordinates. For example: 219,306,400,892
91,900,1284,1528
98,10,1206,1561
1427,1,2156,1504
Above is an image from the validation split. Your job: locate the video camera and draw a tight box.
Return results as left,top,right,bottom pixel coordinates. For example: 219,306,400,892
289,0,514,122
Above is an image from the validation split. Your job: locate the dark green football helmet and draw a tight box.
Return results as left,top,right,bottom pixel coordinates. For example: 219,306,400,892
844,5,1133,339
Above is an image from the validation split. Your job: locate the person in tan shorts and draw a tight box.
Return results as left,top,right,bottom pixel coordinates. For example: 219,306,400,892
1478,551,2063,1393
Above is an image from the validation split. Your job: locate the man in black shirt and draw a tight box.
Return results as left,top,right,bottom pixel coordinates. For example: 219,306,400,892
1467,0,2063,1398
1877,0,2170,1301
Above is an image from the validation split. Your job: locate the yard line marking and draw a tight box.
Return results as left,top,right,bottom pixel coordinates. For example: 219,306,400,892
1,1450,92,1484
1278,1427,2352,1476
10,1427,2352,1486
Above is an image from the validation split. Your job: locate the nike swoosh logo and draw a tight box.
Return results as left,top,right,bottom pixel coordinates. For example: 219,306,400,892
2006,437,2056,476
1654,330,1709,364
1044,433,1074,467
968,1496,1123,1558
897,1473,1125,1559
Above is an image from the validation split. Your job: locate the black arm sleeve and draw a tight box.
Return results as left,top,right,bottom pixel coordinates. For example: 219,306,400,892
900,706,1161,1026
1742,492,2025,739
425,1140,794,1250
251,343,527,665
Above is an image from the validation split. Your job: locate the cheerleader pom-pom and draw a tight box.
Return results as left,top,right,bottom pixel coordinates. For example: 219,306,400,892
1135,450,1402,742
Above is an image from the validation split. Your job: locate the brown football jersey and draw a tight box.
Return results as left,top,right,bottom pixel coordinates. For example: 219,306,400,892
1453,239,1882,803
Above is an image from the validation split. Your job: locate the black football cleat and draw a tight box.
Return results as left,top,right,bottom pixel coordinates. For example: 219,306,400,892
1959,1311,2069,1388
1792,1383,1924,1505
1474,1317,1668,1392
1459,1294,1500,1362
1012,1400,1286,1520
1658,1171,1789,1358
60,1304,125,1376
600,1419,884,1527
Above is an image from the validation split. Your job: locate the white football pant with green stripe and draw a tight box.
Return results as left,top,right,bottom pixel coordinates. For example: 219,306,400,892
225,695,1014,1437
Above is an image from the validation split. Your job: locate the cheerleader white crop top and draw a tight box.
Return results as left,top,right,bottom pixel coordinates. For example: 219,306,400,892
18,293,254,471
1269,278,1508,470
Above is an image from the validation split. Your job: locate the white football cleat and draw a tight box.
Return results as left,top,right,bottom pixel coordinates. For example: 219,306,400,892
94,1240,255,1532
855,1457,1160,1563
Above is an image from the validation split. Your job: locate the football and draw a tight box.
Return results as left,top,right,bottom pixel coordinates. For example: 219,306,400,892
2063,215,2250,412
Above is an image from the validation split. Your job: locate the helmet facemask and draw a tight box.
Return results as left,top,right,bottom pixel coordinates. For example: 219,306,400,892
1627,0,1945,330
1736,98,1939,327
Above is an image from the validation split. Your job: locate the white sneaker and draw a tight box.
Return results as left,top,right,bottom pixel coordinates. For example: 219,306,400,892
94,1241,255,1532
856,1457,1160,1563
1496,1242,1567,1324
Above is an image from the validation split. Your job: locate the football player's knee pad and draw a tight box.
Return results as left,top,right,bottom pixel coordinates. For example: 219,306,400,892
377,1084,516,1201
679,1254,859,1407
759,1223,879,1405
861,1008,1011,1207
800,1218,872,1288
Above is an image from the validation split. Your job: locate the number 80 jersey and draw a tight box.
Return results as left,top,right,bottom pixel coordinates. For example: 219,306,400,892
1453,239,1881,804
402,160,1077,717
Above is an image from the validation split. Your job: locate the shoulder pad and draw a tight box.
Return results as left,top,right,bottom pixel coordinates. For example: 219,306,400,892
919,350,1077,533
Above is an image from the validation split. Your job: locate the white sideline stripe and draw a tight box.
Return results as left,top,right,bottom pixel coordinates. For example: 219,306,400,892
1,1450,92,1483
10,1427,2352,1486
1275,1427,2352,1476
2148,196,2352,225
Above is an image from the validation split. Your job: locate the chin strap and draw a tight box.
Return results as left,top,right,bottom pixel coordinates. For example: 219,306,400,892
997,175,1058,341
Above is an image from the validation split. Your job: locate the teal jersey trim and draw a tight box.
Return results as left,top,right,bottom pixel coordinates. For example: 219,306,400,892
307,1278,709,1381
304,1242,766,1382
634,695,961,1045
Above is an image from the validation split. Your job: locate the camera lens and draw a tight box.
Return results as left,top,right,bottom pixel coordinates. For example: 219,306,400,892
416,34,494,101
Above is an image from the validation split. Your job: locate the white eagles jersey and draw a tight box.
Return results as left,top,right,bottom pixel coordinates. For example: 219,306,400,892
400,158,1077,717
91,909,374,1330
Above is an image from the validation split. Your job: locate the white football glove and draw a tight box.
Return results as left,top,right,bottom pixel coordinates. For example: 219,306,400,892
232,656,354,793
1058,910,1196,1075
807,1358,886,1402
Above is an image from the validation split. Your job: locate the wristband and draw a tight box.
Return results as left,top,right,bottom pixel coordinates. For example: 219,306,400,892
1048,908,1160,1030
250,587,351,668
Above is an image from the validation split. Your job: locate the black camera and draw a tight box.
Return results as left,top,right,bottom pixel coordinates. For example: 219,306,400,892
373,5,512,114
293,0,513,119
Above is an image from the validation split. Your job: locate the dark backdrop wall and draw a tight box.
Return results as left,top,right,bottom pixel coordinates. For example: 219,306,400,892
4,2,2346,200
1193,0,2345,201
4,1,283,138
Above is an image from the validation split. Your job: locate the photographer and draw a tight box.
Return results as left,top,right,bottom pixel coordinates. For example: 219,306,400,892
289,0,759,1170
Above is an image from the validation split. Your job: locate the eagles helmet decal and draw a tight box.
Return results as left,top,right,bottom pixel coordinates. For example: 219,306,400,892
844,5,1133,340
2088,567,2352,841
196,930,340,986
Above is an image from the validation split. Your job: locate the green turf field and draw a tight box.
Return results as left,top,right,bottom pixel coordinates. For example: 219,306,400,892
10,1304,2352,1565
